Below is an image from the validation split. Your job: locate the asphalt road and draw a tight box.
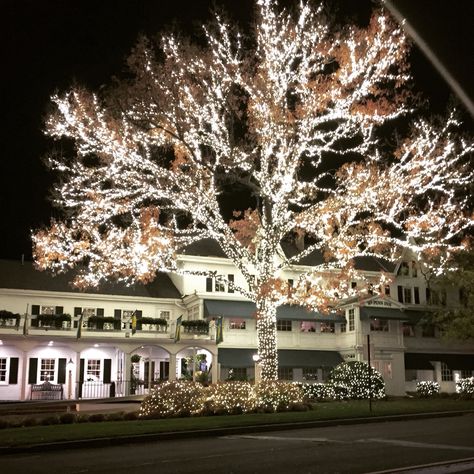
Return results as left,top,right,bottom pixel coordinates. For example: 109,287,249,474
3,414,474,474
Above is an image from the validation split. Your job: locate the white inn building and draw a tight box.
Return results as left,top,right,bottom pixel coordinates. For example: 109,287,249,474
1,239,473,401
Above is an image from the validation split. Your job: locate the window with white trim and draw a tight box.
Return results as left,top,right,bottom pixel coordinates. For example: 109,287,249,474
0,358,7,383
340,319,347,333
189,305,200,321
277,319,292,331
86,359,101,382
41,305,55,315
348,309,355,331
160,310,171,321
320,322,335,333
370,318,389,332
229,318,246,330
40,358,56,382
302,367,318,381
441,362,453,381
402,322,415,337
300,321,316,332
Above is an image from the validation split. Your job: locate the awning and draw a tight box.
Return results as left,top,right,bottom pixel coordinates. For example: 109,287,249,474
405,353,474,370
204,299,344,322
218,348,343,368
360,307,411,321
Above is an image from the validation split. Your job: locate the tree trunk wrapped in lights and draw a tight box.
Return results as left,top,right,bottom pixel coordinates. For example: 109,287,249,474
33,0,473,380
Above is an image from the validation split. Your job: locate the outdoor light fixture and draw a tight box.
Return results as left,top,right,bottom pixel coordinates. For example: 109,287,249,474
48,341,53,346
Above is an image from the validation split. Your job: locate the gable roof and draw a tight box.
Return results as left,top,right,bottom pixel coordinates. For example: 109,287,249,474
0,260,181,299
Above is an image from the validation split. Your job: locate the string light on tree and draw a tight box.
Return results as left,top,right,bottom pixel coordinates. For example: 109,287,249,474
33,0,473,381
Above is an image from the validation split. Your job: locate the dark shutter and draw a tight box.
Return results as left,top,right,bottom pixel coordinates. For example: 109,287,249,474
96,308,104,316
55,306,64,315
414,287,420,304
74,307,82,328
114,309,122,319
426,288,431,304
397,286,403,303
28,358,38,384
206,277,213,292
57,358,67,384
31,305,40,315
103,359,112,383
79,359,85,382
9,358,19,384
136,310,143,330
228,274,235,293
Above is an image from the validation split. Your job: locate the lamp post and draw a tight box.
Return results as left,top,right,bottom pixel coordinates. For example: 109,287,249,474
252,354,261,385
67,358,74,400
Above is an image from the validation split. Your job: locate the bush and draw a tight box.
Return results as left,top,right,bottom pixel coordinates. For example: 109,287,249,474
139,381,205,418
105,412,125,421
22,417,39,427
328,361,385,400
297,382,335,401
456,377,474,399
204,381,257,415
416,381,440,397
88,413,105,422
255,381,304,412
41,416,60,425
77,414,90,423
59,412,77,424
123,411,138,420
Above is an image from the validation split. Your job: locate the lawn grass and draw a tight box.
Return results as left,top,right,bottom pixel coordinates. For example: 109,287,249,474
1,398,473,447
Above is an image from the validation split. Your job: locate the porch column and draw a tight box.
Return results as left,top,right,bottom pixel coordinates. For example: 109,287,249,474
20,350,28,400
124,352,132,394
168,353,177,381
211,351,219,383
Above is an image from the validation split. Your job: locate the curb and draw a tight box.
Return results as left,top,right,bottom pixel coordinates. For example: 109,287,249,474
1,410,473,455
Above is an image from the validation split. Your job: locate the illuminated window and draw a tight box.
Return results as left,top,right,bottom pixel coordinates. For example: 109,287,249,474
40,358,56,382
277,319,292,331
441,362,452,381
86,359,101,382
370,318,388,332
340,319,347,333
320,322,335,333
229,319,246,330
300,321,316,332
41,306,55,315
402,322,415,337
278,367,293,380
160,310,171,321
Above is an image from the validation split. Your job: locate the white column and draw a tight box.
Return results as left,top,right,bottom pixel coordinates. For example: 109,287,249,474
169,353,177,381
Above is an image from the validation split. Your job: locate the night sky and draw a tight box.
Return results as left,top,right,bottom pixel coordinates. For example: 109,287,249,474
1,0,473,261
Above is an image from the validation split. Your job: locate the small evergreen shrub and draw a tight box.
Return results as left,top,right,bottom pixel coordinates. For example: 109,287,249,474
328,361,385,400
41,416,60,425
416,380,440,397
77,414,90,423
22,417,38,427
456,377,474,399
59,412,77,424
105,412,125,421
123,411,138,420
139,381,205,418
297,382,335,401
255,381,304,412
204,381,257,414
88,413,105,422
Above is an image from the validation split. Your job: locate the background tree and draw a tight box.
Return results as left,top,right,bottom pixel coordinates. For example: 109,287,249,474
33,0,473,380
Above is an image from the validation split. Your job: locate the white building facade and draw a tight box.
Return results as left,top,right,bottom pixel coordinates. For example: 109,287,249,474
1,241,473,401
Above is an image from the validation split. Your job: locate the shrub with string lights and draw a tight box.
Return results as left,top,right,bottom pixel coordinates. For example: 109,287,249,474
139,381,204,418
295,382,335,401
455,377,474,399
416,380,440,397
255,381,305,412
328,361,385,400
204,381,257,414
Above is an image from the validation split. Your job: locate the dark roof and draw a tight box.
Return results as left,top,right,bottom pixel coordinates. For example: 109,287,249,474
181,238,227,258
0,260,181,299
405,353,474,370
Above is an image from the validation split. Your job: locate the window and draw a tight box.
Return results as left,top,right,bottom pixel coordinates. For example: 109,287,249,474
348,309,355,331
229,319,246,330
278,367,293,380
370,318,389,332
228,367,247,380
403,287,412,304
300,321,316,332
302,367,318,381
340,319,347,333
351,281,357,289
414,287,420,304
189,305,199,321
277,319,292,331
41,305,55,315
86,359,101,382
0,358,7,382
206,277,213,292
441,362,453,381
320,322,335,333
384,285,391,296
215,279,225,292
399,262,409,276
160,311,171,321
461,370,473,379
402,322,415,337
40,358,56,382
411,262,418,277
228,274,235,293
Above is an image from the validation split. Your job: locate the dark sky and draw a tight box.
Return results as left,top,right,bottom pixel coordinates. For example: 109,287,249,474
1,0,473,261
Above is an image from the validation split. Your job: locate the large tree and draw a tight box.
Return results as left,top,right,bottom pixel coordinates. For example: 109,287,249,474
33,0,472,380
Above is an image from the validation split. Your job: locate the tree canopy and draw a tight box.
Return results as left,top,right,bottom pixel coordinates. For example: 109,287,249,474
33,0,473,379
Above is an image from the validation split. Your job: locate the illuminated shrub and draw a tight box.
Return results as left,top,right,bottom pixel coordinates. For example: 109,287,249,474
139,381,205,418
204,381,257,414
256,381,304,412
455,377,474,399
297,382,335,401
328,361,385,400
416,380,440,397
